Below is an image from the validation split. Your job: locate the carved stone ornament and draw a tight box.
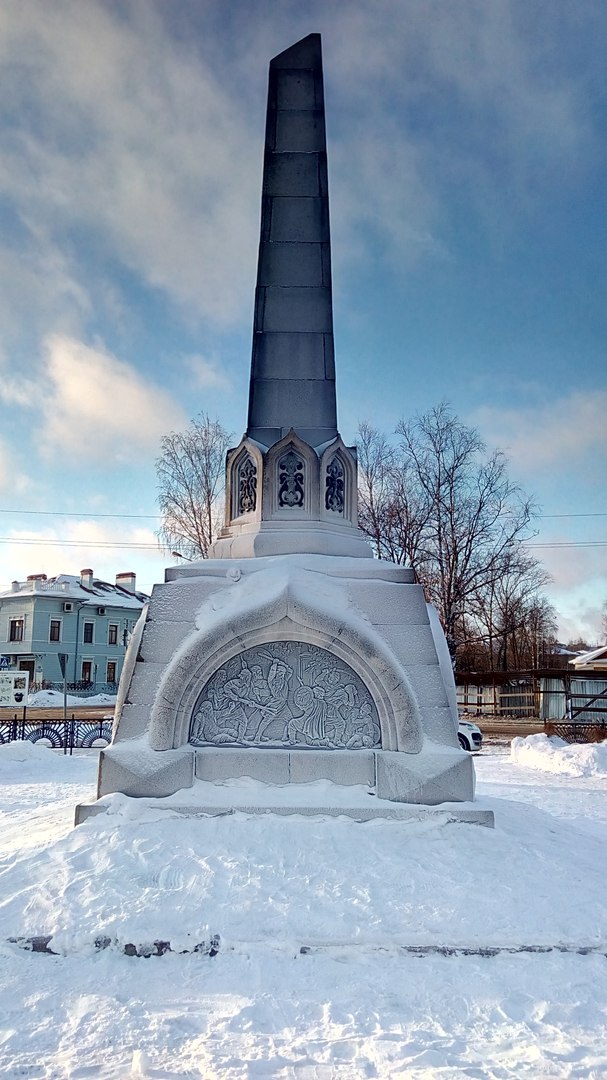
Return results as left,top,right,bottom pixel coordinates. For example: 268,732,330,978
325,456,344,513
237,455,257,514
278,450,305,508
190,641,380,750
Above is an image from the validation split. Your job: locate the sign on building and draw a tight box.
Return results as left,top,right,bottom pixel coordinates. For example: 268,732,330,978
0,671,29,707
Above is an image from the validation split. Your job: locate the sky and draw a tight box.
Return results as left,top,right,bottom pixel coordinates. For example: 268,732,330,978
0,0,605,643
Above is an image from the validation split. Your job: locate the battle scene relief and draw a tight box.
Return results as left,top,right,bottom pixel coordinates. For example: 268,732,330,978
190,641,381,750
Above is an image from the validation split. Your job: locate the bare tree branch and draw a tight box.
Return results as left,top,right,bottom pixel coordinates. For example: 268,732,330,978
358,404,550,666
156,413,232,559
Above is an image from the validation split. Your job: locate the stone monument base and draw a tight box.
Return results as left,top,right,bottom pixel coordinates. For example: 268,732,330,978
75,771,494,827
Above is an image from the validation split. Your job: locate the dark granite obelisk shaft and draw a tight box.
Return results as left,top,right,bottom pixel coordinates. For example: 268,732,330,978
246,33,338,449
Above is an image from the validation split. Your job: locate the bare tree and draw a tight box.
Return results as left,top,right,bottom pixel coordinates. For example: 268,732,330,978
156,413,232,559
467,553,555,670
358,404,543,664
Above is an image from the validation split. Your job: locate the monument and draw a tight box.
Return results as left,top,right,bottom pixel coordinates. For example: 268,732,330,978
76,34,491,826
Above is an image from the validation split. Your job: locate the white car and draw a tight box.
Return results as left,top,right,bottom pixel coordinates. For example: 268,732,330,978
458,719,482,752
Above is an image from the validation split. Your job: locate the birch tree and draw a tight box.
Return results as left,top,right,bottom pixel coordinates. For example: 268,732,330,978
156,413,232,559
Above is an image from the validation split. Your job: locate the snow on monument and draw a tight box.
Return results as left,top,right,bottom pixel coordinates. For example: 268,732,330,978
76,34,492,825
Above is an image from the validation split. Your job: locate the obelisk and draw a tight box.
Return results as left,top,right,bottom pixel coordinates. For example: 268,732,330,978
76,33,487,827
247,33,337,450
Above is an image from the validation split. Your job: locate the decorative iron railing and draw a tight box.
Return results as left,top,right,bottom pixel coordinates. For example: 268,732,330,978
0,717,112,752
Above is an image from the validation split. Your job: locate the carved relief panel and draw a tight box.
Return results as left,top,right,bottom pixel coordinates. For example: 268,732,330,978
237,455,257,514
190,641,380,750
277,450,305,508
325,455,344,514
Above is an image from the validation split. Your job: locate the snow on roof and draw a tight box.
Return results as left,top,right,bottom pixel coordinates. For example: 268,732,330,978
569,645,607,668
0,573,148,609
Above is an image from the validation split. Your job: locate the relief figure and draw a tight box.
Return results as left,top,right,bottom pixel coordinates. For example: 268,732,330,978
189,642,380,750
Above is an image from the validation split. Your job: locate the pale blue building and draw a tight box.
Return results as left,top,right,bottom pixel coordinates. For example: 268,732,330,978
0,569,148,691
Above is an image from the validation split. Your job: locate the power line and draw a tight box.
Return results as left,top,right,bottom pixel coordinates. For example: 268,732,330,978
0,507,606,522
0,534,606,552
524,541,607,549
0,508,160,520
0,537,163,550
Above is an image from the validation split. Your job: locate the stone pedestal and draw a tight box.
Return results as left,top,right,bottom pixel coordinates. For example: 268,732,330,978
75,555,487,824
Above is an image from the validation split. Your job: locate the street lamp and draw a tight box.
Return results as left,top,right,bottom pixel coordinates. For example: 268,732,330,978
171,551,192,562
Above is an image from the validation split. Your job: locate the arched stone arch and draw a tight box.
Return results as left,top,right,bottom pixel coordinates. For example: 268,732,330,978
149,578,423,755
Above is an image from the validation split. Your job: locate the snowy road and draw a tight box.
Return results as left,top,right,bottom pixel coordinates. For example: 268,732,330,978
1,740,607,1078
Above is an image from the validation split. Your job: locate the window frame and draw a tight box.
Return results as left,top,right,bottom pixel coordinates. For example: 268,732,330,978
8,616,24,642
49,617,62,643
83,621,95,645
108,623,118,646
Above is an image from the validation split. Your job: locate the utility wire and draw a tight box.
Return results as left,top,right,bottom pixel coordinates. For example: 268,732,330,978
1,507,607,521
0,508,160,519
0,537,163,550
0,535,606,551
524,541,607,549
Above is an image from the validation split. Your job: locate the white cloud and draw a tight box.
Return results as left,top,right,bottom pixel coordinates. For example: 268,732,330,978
183,354,231,393
0,520,167,595
35,335,187,463
0,437,32,496
549,581,606,645
473,391,607,475
0,0,601,346
0,0,260,328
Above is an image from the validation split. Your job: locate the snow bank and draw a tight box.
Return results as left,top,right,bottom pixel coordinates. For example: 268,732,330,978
1,748,607,1076
510,733,607,777
0,739,83,781
27,690,117,708
0,738,60,769
2,773,607,956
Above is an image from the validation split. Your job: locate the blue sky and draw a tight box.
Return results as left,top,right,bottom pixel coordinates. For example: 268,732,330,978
0,0,605,642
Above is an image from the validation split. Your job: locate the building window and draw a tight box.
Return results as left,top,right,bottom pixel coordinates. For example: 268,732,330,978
108,623,118,645
49,619,61,643
9,618,24,642
83,622,94,644
81,660,93,683
106,660,117,684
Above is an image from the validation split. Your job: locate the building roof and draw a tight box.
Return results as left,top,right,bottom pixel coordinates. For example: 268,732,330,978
569,645,607,669
0,573,148,610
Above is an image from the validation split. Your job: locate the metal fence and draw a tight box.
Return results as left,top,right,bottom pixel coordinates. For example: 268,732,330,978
457,675,607,725
0,716,112,753
29,681,118,696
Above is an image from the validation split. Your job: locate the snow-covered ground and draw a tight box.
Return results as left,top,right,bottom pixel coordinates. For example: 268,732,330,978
26,690,117,708
1,737,607,1078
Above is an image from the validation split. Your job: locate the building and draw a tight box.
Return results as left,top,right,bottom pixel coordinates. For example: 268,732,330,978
569,645,607,672
0,569,148,691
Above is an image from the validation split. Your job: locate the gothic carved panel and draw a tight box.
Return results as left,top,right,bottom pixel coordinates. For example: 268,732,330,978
277,450,305,508
190,641,380,750
237,455,257,514
325,455,344,513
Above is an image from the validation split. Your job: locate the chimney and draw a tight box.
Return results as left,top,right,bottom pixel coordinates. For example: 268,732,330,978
116,571,136,594
11,581,20,593
27,573,47,593
80,569,94,589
